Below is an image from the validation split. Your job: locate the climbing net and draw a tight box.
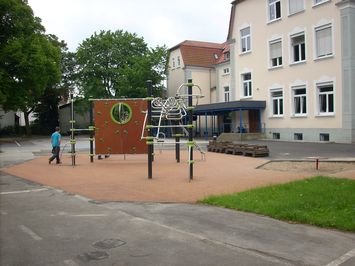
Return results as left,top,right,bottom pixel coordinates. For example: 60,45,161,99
142,83,204,140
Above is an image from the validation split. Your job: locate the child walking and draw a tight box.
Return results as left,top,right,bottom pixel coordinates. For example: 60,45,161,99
49,126,61,164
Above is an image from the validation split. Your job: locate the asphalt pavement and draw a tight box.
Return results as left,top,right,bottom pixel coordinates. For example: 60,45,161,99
1,137,355,266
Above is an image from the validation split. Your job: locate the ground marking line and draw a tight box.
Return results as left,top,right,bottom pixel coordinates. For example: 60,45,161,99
0,188,48,195
325,248,355,266
19,225,42,241
69,214,107,217
50,212,107,217
63,259,79,266
14,140,21,147
130,217,293,266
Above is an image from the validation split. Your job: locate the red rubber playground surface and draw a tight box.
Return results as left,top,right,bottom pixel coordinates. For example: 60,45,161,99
3,150,329,203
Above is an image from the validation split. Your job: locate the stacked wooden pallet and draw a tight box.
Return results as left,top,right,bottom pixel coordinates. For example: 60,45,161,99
207,141,269,157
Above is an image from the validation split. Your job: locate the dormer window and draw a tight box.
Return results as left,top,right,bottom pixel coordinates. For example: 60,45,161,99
224,52,230,60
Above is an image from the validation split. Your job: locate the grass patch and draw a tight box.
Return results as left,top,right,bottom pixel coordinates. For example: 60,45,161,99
198,176,355,231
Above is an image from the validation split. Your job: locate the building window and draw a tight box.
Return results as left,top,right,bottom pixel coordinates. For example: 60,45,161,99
317,82,334,115
292,87,307,116
240,26,251,53
289,0,304,15
294,133,303,140
223,68,230,75
320,133,330,141
290,33,306,63
268,0,281,22
172,58,175,68
315,24,333,59
269,39,282,67
224,52,230,60
224,86,230,102
271,89,283,116
313,0,330,6
177,56,181,66
273,132,280,139
241,73,252,97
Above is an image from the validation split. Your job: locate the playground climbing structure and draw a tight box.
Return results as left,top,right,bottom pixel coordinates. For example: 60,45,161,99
93,99,148,155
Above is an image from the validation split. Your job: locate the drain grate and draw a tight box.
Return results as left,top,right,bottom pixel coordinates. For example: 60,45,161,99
79,250,109,261
93,238,126,249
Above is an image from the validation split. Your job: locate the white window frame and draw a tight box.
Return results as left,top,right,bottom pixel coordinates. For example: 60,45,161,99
291,86,307,117
288,0,305,16
290,31,306,64
241,72,252,98
270,89,284,117
313,0,331,7
177,56,181,67
172,58,176,68
223,67,230,75
314,22,333,60
224,86,230,102
316,81,335,116
240,26,251,54
268,0,282,22
269,38,283,69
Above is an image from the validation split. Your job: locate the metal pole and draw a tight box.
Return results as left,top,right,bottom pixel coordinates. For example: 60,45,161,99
89,99,94,163
147,80,153,179
188,79,193,181
70,93,76,166
239,109,243,140
175,135,180,163
205,113,208,140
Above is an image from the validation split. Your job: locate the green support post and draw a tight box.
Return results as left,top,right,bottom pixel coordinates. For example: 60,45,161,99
187,79,193,181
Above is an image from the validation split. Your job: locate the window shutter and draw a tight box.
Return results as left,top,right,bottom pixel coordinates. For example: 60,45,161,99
270,41,282,58
289,0,304,14
316,26,332,57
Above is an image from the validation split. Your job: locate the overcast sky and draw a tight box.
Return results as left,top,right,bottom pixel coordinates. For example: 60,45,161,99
28,0,233,51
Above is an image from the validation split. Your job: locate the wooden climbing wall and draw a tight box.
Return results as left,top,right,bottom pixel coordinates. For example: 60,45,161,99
94,99,148,154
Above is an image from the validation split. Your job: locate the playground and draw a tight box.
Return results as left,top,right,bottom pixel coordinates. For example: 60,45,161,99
2,80,355,202
2,147,355,203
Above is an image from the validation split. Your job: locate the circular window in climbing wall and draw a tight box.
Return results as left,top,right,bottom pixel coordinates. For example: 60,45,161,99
110,102,132,125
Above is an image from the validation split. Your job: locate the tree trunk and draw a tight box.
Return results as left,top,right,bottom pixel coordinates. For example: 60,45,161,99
23,110,31,136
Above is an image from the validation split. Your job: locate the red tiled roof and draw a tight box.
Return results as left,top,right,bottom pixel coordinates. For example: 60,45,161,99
170,40,224,51
170,40,226,68
215,43,230,65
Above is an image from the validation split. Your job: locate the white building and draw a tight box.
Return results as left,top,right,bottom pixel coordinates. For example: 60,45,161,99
167,0,355,143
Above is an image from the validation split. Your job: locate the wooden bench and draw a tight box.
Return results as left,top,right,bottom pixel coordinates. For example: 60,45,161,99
243,145,269,157
207,139,269,157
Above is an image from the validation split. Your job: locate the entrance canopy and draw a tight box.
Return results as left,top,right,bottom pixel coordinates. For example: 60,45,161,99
193,100,266,115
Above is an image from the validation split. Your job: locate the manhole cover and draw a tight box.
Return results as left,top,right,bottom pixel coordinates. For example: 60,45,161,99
79,250,109,261
93,238,126,249
88,200,105,205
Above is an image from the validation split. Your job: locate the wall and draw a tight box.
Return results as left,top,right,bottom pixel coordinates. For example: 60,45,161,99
59,103,90,135
231,0,344,142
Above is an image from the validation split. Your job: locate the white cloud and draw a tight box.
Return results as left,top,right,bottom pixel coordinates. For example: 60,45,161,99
28,0,232,51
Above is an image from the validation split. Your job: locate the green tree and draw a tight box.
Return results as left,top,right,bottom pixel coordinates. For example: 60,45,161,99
76,30,167,99
0,0,61,135
33,36,71,134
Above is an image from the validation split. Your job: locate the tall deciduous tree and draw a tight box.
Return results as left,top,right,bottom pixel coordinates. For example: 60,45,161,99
0,0,61,135
76,30,167,99
33,36,71,134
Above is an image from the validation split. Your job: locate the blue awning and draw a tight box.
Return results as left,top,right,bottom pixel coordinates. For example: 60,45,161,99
193,100,266,115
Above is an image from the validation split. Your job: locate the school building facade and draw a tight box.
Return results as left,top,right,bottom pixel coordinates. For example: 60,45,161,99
166,0,355,143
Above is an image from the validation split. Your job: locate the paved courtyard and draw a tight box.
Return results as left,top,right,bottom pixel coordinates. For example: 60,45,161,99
1,137,355,265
